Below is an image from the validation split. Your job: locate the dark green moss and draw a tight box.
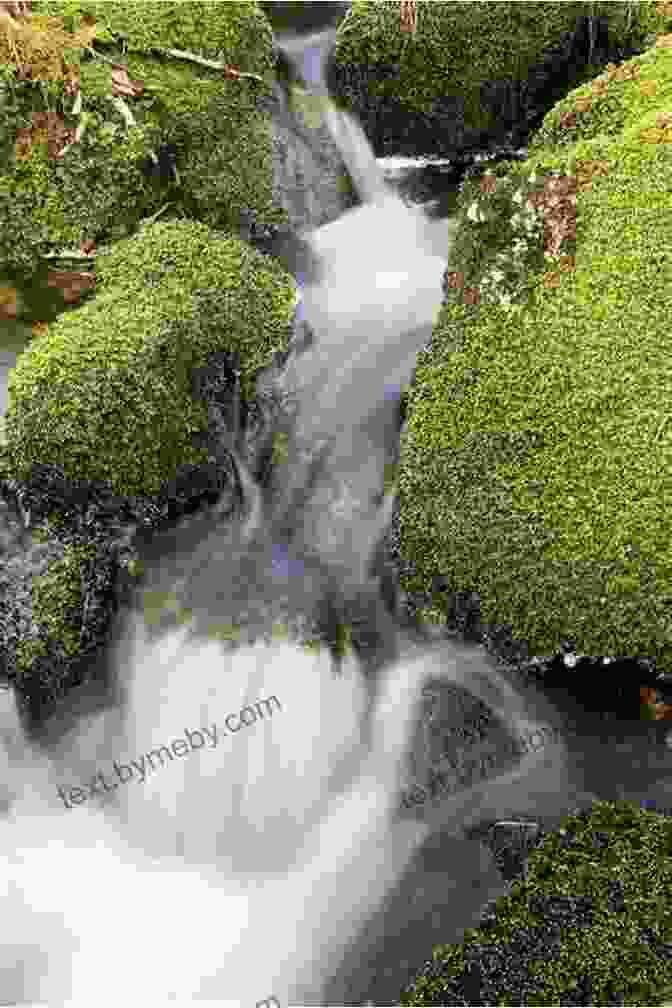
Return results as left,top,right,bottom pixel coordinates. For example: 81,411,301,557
401,799,672,1005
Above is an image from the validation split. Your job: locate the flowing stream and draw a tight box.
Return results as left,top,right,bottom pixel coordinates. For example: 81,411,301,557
0,26,582,1008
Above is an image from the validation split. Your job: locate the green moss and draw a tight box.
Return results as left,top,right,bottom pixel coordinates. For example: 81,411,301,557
529,39,672,156
0,0,285,282
2,218,298,499
13,540,97,675
398,38,672,669
402,799,672,1005
335,2,661,134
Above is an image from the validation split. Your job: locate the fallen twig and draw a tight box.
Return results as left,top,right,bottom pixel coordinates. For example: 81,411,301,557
147,44,268,85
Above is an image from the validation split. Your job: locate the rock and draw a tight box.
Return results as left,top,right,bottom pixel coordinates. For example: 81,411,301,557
328,1,661,159
398,31,672,674
258,1,350,37
401,799,672,1006
0,479,125,728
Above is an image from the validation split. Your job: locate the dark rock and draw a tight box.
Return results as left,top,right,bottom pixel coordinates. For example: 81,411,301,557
259,2,350,37
253,66,360,243
139,142,180,186
470,818,545,884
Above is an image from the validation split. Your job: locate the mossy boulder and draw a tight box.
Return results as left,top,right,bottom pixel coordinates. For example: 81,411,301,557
401,799,672,1005
1,217,298,500
0,0,286,285
333,1,661,152
398,32,672,672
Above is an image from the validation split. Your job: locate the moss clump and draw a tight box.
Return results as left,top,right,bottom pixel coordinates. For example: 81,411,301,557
401,799,672,1005
2,218,298,500
335,2,661,134
13,540,97,676
397,36,672,670
0,0,284,282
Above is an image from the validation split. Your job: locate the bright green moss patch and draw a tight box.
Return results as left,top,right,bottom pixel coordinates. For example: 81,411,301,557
0,0,285,281
2,218,298,500
398,37,672,670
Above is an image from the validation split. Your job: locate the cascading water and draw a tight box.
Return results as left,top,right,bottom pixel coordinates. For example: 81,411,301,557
0,17,580,1008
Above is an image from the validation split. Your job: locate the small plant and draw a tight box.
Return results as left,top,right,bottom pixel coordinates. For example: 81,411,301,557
444,164,547,310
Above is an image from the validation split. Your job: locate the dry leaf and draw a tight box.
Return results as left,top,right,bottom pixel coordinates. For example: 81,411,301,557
574,97,594,114
0,1,33,19
110,63,145,98
400,0,418,34
0,284,20,319
45,269,96,304
640,126,667,142
480,173,498,195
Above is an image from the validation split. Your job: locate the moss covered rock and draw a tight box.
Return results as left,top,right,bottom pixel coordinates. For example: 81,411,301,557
0,214,299,709
2,217,298,500
401,799,672,1005
398,30,672,672
333,1,661,151
0,0,285,283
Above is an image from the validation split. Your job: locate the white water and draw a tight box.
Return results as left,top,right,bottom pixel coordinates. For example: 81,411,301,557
1,627,573,1005
0,28,576,1008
